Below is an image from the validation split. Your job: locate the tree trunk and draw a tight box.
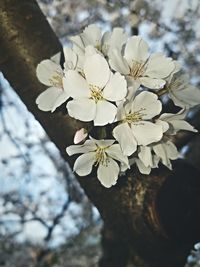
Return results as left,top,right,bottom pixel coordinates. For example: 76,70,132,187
1,1,200,266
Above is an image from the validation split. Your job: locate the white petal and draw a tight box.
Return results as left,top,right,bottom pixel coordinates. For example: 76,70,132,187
81,24,102,47
124,36,149,65
94,101,117,126
153,141,179,169
139,76,166,90
69,35,85,53
113,123,137,156
97,158,119,188
51,91,69,112
145,53,175,79
159,111,197,133
84,54,110,88
132,121,163,146
170,85,200,109
132,91,162,119
126,82,140,101
36,60,63,86
164,141,179,160
67,99,96,122
103,27,128,55
135,158,151,174
153,143,172,169
103,72,127,101
106,144,129,166
36,87,63,112
155,119,169,133
109,49,130,75
73,152,96,176
63,47,78,70
85,45,100,57
63,70,90,98
138,146,153,167
169,119,197,133
66,142,96,156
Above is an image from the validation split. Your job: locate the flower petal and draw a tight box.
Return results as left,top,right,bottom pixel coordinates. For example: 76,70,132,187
51,91,69,112
132,91,162,119
124,36,149,65
63,47,78,71
36,87,63,112
81,24,102,47
94,101,117,126
36,59,63,86
69,35,85,54
63,70,90,98
102,27,128,55
135,158,151,175
132,121,163,146
169,85,200,109
84,54,110,88
109,49,130,75
67,99,96,122
138,146,153,167
113,123,137,156
66,141,96,156
145,53,175,79
97,158,119,188
103,72,127,101
73,152,96,176
106,144,129,167
139,76,166,90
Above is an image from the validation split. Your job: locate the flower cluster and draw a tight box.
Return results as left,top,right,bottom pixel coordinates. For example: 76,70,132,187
36,24,200,188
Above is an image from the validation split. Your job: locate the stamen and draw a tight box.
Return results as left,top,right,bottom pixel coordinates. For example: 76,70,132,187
95,147,109,166
90,85,104,103
124,108,146,123
130,60,146,79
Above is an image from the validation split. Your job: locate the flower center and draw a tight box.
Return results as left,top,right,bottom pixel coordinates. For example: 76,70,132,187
124,108,146,123
95,147,109,166
130,60,146,79
49,72,63,88
90,85,104,103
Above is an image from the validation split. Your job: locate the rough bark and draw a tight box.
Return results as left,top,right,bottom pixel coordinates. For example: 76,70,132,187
1,1,200,266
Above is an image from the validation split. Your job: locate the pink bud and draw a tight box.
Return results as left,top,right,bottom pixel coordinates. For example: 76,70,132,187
74,128,88,144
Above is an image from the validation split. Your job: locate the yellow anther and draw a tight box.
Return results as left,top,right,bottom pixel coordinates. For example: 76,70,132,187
130,60,146,79
124,108,146,123
90,85,104,102
95,147,109,166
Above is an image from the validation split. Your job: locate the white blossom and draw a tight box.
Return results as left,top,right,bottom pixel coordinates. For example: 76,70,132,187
113,91,163,156
65,53,127,126
70,24,128,57
135,139,179,171
153,140,179,170
66,138,129,188
109,36,175,92
63,46,78,72
36,56,69,112
166,73,200,109
157,110,197,135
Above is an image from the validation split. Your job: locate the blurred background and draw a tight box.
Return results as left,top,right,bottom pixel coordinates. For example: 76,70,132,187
0,0,200,266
